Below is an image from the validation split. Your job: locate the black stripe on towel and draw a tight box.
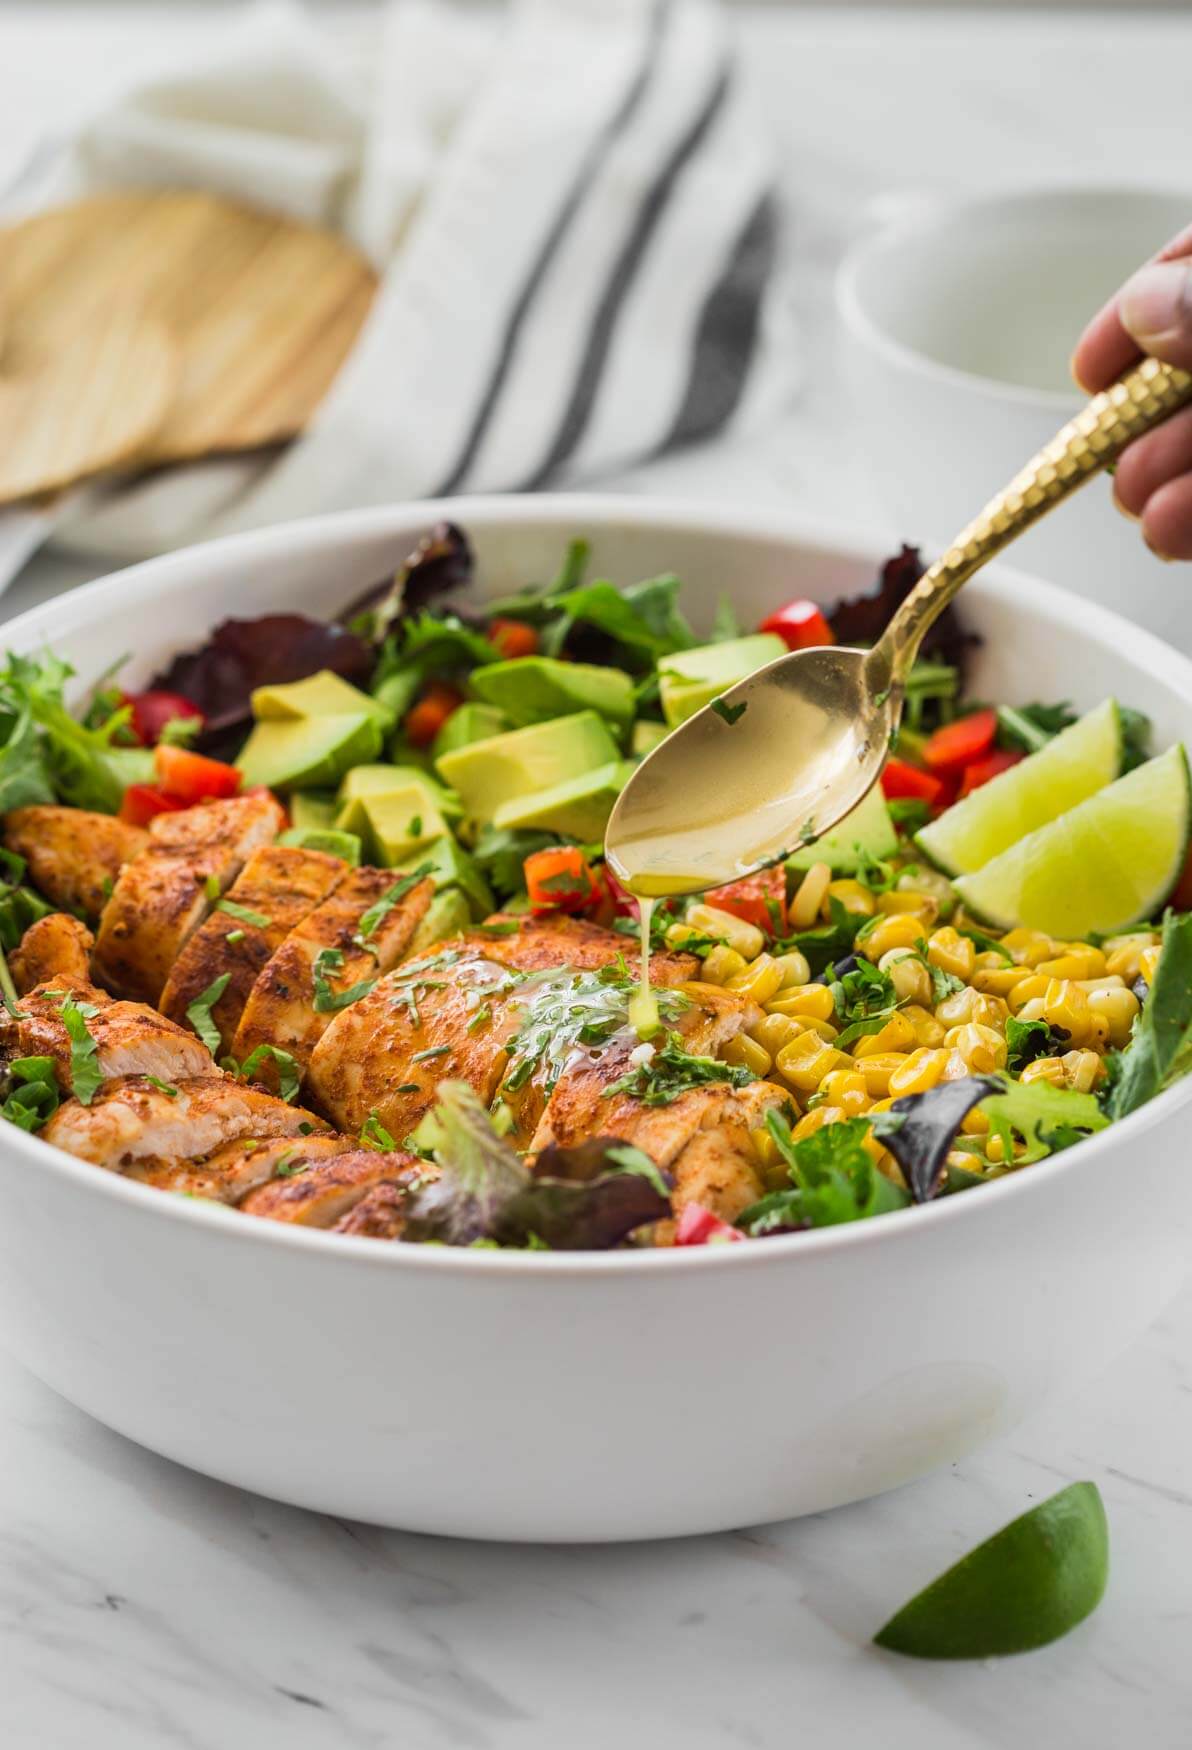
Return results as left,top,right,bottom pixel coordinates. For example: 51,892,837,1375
655,189,778,455
432,0,671,496
518,56,733,491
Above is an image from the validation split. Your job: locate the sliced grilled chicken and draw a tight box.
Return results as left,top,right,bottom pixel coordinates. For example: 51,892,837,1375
93,792,285,1005
10,913,93,993
651,1081,787,1245
475,914,698,984
240,1148,423,1227
231,867,433,1091
9,977,216,1094
307,943,522,1141
159,844,347,1051
128,1133,355,1204
42,1074,324,1170
4,806,148,920
333,1172,430,1240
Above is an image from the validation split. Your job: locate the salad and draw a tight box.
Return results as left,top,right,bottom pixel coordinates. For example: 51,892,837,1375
1,525,1191,1252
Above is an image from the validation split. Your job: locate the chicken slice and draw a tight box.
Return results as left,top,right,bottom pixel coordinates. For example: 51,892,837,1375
239,1148,423,1228
474,914,698,984
42,1074,324,1171
159,844,348,1052
231,867,433,1091
9,977,216,1094
127,1133,354,1204
10,913,93,993
650,1081,787,1245
306,945,521,1141
332,1171,432,1241
4,806,148,920
93,793,285,1005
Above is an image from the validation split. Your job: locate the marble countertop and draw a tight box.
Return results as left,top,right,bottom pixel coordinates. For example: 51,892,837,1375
4,6,1192,1746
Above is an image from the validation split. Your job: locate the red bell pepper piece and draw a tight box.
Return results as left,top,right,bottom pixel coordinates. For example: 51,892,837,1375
404,682,465,750
119,783,189,828
488,618,539,660
957,747,1023,798
759,599,835,652
524,846,602,915
154,743,241,803
123,689,205,747
706,866,787,935
881,759,944,807
923,708,998,773
675,1203,745,1246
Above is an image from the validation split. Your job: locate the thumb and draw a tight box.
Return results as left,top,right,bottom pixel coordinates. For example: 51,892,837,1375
1119,258,1192,370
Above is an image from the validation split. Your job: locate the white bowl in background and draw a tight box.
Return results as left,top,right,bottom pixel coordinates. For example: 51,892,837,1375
837,184,1192,649
1,496,1192,1542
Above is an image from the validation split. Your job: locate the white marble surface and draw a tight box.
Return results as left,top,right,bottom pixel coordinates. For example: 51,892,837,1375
4,6,1192,1746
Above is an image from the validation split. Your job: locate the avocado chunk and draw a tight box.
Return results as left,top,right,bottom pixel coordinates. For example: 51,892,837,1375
252,668,394,730
392,835,494,920
469,656,635,729
658,633,786,728
289,790,338,833
237,712,384,792
435,711,619,823
276,826,363,866
492,759,635,842
785,782,898,873
630,720,670,757
361,786,448,865
431,702,512,763
404,887,472,958
335,764,462,836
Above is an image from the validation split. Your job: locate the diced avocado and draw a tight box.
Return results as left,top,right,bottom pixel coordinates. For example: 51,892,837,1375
631,720,670,757
469,657,635,729
276,826,362,866
786,782,898,873
362,787,448,865
492,759,635,842
289,790,338,832
431,702,512,763
237,712,384,792
435,711,619,823
659,633,786,728
404,887,471,958
252,668,393,729
392,835,494,920
336,764,462,837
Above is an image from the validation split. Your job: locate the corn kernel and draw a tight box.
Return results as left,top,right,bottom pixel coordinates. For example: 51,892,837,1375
999,927,1058,967
1104,934,1158,982
972,960,1033,998
721,1034,772,1077
700,944,748,985
888,1047,949,1098
1041,978,1092,1046
1007,973,1050,1014
725,953,785,1006
1038,946,1106,981
943,1021,1006,1074
773,950,811,988
749,1127,783,1178
878,948,932,1007
818,1068,871,1115
685,905,764,961
876,890,940,925
985,1131,1022,1165
826,878,875,918
796,1015,841,1043
1087,985,1141,1048
852,1012,918,1057
1077,975,1127,993
935,985,1008,1031
961,1106,990,1135
749,1013,802,1056
1061,1048,1105,1093
788,863,832,930
927,926,975,981
860,913,928,959
791,1105,846,1141
942,1049,973,1081
775,1033,848,1093
767,982,836,1022
1021,1056,1066,1087
901,1002,947,1047
854,1053,909,1097
1140,945,1162,984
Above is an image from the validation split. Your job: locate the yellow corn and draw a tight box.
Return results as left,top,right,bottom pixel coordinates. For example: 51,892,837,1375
725,953,785,1006
775,1032,848,1093
700,944,749,985
887,1047,950,1098
1061,1048,1105,1093
1104,934,1158,982
1077,975,1127,993
1041,978,1093,1047
788,862,832,930
1140,945,1162,984
749,1126,783,1176
901,1002,947,1047
818,1068,872,1115
860,913,929,959
767,982,836,1022
934,985,1008,1032
772,950,811,988
943,1022,1006,1074
971,955,1033,998
791,1105,846,1141
985,1131,1022,1165
1006,973,1050,1014
999,927,1058,967
942,1049,973,1081
876,890,939,925
721,1034,772,1077
1086,985,1141,1048
961,1106,990,1135
878,948,932,1007
854,1053,909,1097
927,926,975,981
749,1013,803,1056
852,1012,918,1057
1021,1056,1066,1088
685,904,765,961
897,866,955,907
827,878,875,918
1037,946,1106,981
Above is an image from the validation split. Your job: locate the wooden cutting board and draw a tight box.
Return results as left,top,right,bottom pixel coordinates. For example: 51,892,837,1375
0,190,378,473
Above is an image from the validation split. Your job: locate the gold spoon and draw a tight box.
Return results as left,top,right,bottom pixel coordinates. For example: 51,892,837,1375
606,355,1192,901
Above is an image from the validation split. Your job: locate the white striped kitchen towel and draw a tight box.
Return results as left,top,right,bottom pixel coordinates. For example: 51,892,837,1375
1,0,795,572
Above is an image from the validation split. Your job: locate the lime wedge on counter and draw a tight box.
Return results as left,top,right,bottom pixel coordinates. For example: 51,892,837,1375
916,699,1122,876
874,1482,1109,1659
952,744,1190,937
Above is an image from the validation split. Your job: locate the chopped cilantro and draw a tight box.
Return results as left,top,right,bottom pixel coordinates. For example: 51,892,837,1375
1005,1014,1069,1073
411,1044,451,1063
225,929,246,945
503,965,689,1096
474,919,520,937
354,864,433,945
887,797,932,834
359,1111,397,1151
0,1055,60,1132
237,1043,302,1103
186,973,230,1055
602,1031,754,1106
203,874,221,902
312,946,377,1015
737,1110,909,1233
217,898,272,927
144,1075,179,1097
58,996,103,1106
273,1150,305,1178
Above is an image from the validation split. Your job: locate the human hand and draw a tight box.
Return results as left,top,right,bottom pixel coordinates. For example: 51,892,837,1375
1072,223,1192,560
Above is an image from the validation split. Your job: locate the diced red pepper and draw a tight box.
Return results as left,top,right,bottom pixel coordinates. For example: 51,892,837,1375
675,1203,744,1246
404,682,465,750
602,867,640,919
119,783,189,828
154,743,241,804
488,618,539,660
705,866,786,936
524,846,602,915
759,599,836,652
881,759,944,807
123,689,205,747
923,708,998,773
957,747,1023,799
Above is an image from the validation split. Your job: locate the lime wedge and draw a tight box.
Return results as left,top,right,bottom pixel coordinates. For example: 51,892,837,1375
916,699,1122,876
874,1482,1109,1659
953,744,1190,937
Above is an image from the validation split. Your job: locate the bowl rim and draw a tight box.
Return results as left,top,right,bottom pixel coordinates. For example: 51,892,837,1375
835,178,1192,415
9,490,1192,1279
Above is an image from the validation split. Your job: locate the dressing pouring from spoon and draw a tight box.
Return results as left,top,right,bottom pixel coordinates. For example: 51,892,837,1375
606,355,1192,912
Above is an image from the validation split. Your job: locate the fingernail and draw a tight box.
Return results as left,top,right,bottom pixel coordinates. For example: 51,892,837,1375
1120,260,1192,345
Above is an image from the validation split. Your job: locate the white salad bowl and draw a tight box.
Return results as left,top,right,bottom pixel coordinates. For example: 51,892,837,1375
1,496,1191,1543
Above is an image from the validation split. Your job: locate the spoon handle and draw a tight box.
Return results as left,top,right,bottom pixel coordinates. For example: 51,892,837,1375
870,355,1192,692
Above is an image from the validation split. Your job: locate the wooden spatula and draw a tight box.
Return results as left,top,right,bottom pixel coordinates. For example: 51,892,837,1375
0,190,378,470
